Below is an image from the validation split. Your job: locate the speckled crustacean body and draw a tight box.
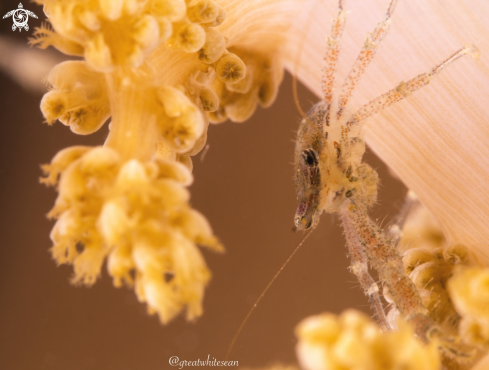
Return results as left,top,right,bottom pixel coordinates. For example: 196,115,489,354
293,0,478,356
294,100,377,231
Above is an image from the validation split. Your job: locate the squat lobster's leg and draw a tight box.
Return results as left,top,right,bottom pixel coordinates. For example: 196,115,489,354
321,0,346,111
346,44,479,127
343,202,434,341
343,202,478,358
341,211,391,331
337,0,399,119
387,190,419,245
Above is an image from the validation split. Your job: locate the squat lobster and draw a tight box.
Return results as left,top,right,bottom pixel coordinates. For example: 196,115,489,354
293,0,478,354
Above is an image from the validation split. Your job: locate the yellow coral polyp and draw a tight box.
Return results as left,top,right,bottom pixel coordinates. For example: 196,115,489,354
209,49,283,123
215,52,246,84
84,33,114,72
191,82,220,112
40,90,68,124
199,27,226,64
132,15,160,50
186,0,219,24
166,22,206,52
202,4,225,27
30,25,85,56
161,107,205,151
157,85,205,151
40,61,110,133
449,268,489,350
99,0,123,21
444,244,473,266
295,310,440,370
156,16,173,42
149,0,186,21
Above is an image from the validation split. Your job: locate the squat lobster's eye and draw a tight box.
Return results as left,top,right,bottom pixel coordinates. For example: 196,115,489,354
301,149,319,167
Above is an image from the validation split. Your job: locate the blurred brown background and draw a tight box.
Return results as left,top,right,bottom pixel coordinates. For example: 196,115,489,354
0,1,407,369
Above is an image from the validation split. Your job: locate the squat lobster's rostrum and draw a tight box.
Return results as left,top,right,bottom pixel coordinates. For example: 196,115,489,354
293,0,479,354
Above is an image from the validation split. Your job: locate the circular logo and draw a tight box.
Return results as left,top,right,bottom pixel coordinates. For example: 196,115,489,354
3,3,38,32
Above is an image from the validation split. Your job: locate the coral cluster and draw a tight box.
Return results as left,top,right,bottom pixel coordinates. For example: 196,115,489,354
384,201,489,369
295,310,440,370
385,244,474,336
385,243,479,368
208,47,283,123
42,145,223,323
34,0,286,323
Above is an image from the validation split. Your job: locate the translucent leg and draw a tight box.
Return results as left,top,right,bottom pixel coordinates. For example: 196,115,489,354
321,0,346,110
342,203,432,340
337,0,399,118
341,210,391,331
387,190,419,245
346,44,479,127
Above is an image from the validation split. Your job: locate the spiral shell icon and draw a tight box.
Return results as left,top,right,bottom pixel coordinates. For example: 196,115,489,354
3,3,38,32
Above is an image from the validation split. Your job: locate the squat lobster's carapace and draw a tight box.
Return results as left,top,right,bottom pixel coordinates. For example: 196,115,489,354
294,0,478,355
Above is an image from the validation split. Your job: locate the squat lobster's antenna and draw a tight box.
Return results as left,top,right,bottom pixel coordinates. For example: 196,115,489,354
225,227,316,360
